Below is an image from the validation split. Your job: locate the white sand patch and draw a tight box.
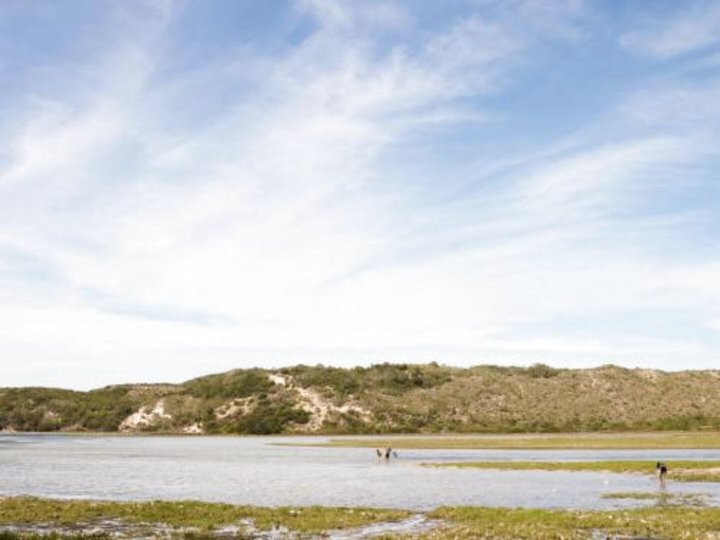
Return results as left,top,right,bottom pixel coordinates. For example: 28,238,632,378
269,373,288,386
182,422,204,434
119,399,172,431
210,373,371,432
294,386,371,431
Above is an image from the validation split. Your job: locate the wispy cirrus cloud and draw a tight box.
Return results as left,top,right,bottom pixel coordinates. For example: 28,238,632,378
1,0,719,388
620,0,720,59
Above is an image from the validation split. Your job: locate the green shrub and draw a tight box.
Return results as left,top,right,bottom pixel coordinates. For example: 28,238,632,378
184,369,274,399
525,363,561,379
230,398,310,434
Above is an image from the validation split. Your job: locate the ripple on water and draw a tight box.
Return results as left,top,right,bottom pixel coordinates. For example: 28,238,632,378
2,434,720,510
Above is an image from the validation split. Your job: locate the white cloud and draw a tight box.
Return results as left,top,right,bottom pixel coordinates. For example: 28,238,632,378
514,136,701,217
620,1,720,59
426,15,521,70
620,79,720,128
2,1,720,388
646,263,720,303
295,0,411,32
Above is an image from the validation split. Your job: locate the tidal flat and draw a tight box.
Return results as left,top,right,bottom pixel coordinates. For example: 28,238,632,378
313,431,720,450
3,498,720,539
426,460,720,482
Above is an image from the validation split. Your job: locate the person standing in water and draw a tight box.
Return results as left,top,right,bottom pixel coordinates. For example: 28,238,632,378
384,447,392,460
656,462,668,487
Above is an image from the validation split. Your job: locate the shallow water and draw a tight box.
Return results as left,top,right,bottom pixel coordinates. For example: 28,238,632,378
2,434,720,511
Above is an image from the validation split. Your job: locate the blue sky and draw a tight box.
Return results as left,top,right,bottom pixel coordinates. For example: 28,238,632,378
1,0,720,389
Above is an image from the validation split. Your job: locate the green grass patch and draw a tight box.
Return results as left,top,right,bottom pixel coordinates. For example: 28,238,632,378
0,497,409,535
312,431,720,449
426,460,720,482
4,498,720,539
0,534,107,540
601,492,709,506
425,506,720,539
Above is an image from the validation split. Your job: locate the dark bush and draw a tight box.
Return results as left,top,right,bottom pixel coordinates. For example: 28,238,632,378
231,400,310,435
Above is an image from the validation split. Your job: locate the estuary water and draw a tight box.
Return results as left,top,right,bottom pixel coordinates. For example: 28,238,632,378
2,433,720,511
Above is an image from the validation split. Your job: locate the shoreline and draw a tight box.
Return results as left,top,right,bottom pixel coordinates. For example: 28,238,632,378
274,430,720,450
4,430,720,449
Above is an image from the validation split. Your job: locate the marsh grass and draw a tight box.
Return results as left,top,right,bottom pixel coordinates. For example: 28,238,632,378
314,431,720,449
601,491,709,506
426,460,720,482
425,506,720,539
0,534,106,540
0,498,409,534
4,498,720,539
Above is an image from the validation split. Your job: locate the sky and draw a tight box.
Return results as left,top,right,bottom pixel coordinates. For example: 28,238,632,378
1,0,720,390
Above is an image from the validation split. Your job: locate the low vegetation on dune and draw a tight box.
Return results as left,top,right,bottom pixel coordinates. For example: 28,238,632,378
3,363,720,435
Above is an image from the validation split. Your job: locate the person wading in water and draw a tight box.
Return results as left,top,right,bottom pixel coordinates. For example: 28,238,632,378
656,462,668,488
